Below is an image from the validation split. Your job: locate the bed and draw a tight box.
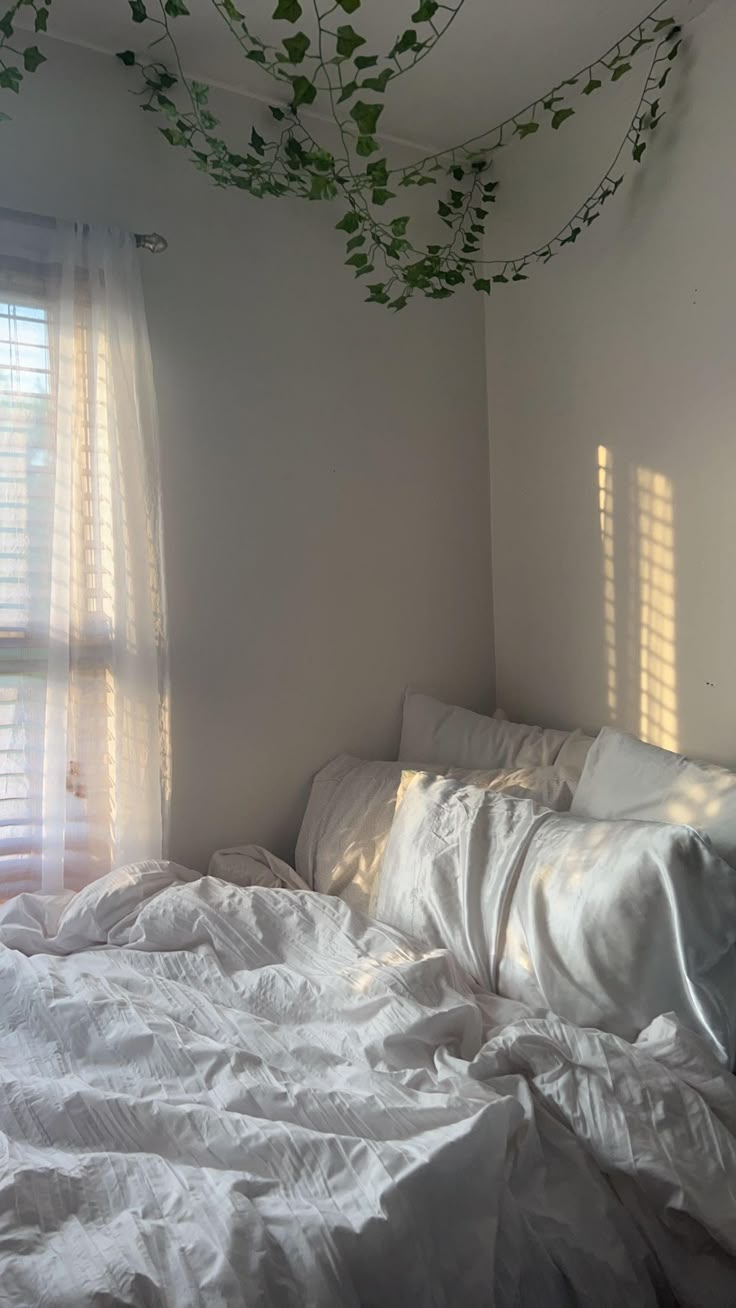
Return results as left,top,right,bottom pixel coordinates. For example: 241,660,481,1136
1,696,735,1305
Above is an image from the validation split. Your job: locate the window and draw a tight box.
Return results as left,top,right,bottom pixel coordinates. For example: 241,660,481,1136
0,214,167,897
0,298,53,894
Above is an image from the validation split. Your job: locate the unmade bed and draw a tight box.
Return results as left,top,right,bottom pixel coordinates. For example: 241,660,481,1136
1,694,736,1305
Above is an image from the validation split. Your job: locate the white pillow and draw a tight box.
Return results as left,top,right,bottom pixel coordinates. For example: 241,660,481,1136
572,728,736,868
295,754,575,914
399,690,594,779
373,772,736,1064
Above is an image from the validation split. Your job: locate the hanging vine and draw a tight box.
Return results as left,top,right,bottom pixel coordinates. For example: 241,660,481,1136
0,0,684,308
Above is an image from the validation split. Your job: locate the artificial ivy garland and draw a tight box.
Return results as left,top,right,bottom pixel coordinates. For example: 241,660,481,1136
0,0,683,309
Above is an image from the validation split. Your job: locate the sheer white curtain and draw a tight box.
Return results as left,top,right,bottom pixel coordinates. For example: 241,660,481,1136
0,211,168,897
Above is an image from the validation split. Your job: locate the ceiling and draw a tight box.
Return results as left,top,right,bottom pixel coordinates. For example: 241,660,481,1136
19,1,678,149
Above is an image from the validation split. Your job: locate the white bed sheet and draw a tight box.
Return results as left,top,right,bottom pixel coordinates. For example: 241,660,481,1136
0,859,734,1306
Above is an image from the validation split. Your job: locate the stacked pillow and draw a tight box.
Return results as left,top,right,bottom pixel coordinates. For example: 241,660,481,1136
371,770,736,1065
296,693,593,914
296,692,736,1061
295,754,575,914
571,726,736,868
399,689,595,781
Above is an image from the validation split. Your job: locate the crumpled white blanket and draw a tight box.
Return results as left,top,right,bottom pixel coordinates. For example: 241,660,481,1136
0,858,734,1307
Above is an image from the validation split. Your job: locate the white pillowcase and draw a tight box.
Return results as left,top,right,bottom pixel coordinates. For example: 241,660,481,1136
295,754,575,914
572,728,736,868
399,690,594,780
373,772,736,1064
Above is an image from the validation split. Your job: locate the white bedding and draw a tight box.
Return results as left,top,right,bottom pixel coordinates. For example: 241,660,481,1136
0,860,735,1306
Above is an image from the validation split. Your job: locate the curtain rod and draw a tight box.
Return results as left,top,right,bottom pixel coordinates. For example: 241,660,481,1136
0,205,167,254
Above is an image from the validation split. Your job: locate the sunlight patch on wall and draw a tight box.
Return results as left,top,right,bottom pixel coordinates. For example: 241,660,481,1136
597,445,617,721
634,466,678,752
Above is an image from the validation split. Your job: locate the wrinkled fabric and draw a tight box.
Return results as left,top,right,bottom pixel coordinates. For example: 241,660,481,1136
399,689,592,776
1,862,735,1306
296,754,575,914
572,726,736,868
373,773,736,1063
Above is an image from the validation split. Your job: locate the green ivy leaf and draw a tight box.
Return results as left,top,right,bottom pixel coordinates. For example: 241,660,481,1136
290,75,316,107
336,0,361,11
355,134,378,156
390,216,410,236
346,251,369,267
0,67,21,92
583,77,601,94
335,211,360,233
273,0,301,20
632,140,647,162
335,24,365,57
667,39,681,60
129,0,147,21
611,62,631,81
34,8,49,33
270,105,286,120
345,234,365,251
515,120,539,138
338,80,358,103
164,0,189,14
492,273,508,283
350,99,383,135
560,226,581,245
511,271,528,281
160,126,187,146
371,187,394,205
366,157,388,186
392,29,418,55
354,54,377,69
282,31,310,62
653,16,675,30
362,69,392,93
412,0,438,20
309,174,335,200
390,295,409,311
250,127,265,154
117,50,137,66
473,279,491,294
551,107,575,129
0,11,14,38
247,49,266,63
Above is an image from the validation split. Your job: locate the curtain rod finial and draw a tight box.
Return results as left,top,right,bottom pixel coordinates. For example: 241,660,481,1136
135,232,168,254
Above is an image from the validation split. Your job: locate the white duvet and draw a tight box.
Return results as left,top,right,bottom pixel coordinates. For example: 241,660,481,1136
0,859,735,1307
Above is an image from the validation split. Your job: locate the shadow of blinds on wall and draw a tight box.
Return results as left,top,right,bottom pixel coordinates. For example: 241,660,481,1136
596,445,678,753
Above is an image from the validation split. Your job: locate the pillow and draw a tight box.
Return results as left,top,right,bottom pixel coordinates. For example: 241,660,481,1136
373,772,736,1064
571,727,736,868
399,690,594,779
295,754,575,914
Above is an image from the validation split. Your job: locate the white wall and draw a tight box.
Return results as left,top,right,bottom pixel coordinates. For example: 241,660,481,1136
486,0,736,766
1,37,494,868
